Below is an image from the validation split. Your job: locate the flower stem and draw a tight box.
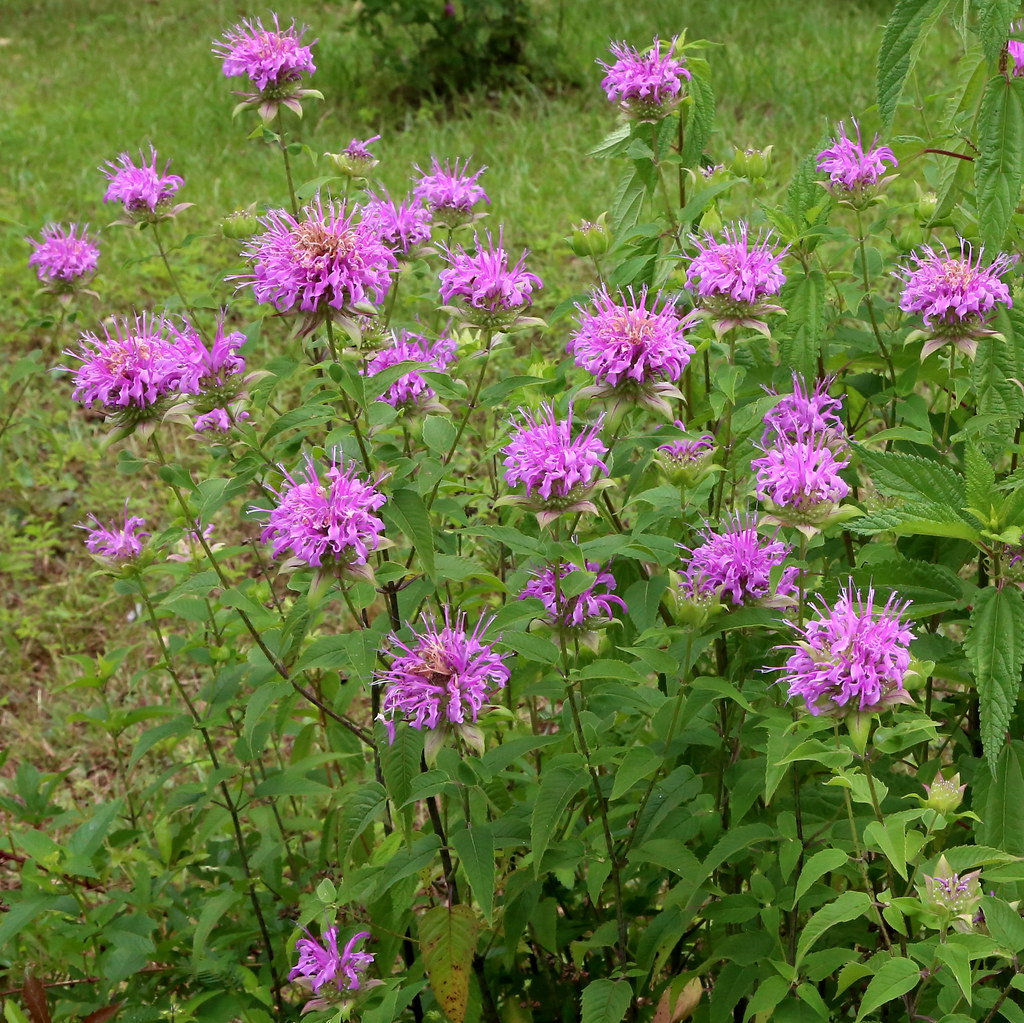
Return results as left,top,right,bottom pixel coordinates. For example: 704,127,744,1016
150,221,194,321
325,314,374,473
854,209,896,427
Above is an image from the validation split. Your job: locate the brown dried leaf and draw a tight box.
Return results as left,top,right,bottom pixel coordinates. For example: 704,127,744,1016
652,977,702,1023
22,974,52,1023
81,1004,123,1023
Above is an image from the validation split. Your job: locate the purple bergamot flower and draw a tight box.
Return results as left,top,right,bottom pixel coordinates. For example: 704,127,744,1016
817,119,898,201
64,313,191,425
502,404,610,526
413,157,488,228
439,232,542,329
27,223,100,294
568,285,697,414
895,240,1016,359
362,190,433,258
289,927,373,994
377,609,510,751
194,407,250,433
330,134,381,178
686,222,788,338
598,37,690,121
656,420,716,485
778,584,915,717
80,504,149,562
681,516,799,608
363,331,456,409
762,374,848,452
518,561,627,634
235,196,397,327
256,453,387,573
101,147,187,223
213,14,319,119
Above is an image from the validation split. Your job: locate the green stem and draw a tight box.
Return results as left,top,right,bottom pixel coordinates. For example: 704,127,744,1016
854,209,896,427
942,345,957,451
325,315,374,473
151,221,193,320
279,128,299,217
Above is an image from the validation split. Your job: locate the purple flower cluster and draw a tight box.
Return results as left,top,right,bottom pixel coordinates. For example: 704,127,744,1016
174,319,247,394
258,454,386,569
682,517,799,607
752,433,851,514
81,505,149,561
362,190,433,258
896,241,1015,359
377,609,510,742
598,37,690,120
413,157,488,226
237,196,396,318
289,928,373,994
687,223,788,336
364,331,457,408
762,374,848,452
213,15,316,93
439,233,542,328
779,585,915,716
503,404,609,514
658,421,715,464
28,224,99,290
519,561,626,631
568,286,696,390
101,147,185,220
816,120,897,197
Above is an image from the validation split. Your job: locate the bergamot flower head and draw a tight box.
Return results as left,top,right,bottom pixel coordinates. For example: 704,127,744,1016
376,609,510,755
598,36,690,121
686,222,788,338
817,118,898,203
80,503,149,564
362,189,433,259
518,561,627,638
289,926,373,995
412,157,489,229
568,285,697,416
762,374,848,453
363,331,456,410
656,420,716,486
101,146,190,225
327,135,381,178
895,240,1016,359
27,223,100,298
501,403,610,527
213,14,320,121
779,583,915,717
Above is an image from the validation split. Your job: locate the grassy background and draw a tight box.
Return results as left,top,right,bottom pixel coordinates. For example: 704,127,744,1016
0,0,910,748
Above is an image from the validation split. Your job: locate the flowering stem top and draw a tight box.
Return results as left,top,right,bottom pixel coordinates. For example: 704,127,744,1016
598,36,690,121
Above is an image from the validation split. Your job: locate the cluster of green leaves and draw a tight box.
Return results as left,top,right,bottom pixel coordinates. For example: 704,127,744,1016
6,1,1024,1023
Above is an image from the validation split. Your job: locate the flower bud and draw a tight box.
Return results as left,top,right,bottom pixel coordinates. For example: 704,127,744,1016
916,191,938,223
221,206,260,239
731,146,773,180
922,772,966,815
922,855,982,925
570,213,611,258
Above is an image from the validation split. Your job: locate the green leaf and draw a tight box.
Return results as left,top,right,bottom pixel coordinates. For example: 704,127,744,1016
417,905,480,1023
681,61,714,168
580,979,633,1023
422,415,457,456
796,891,872,967
855,956,921,1021
980,895,1024,951
610,164,646,232
975,305,1024,419
791,848,849,909
192,890,243,965
979,741,1024,853
864,817,909,879
381,726,423,809
63,800,123,876
978,0,1018,65
976,75,1024,251
964,586,1024,771
262,403,335,443
588,123,631,160
609,746,662,800
966,443,997,515
0,894,61,947
385,488,435,579
338,782,387,859
450,824,496,924
779,271,826,381
877,0,952,131
531,761,586,874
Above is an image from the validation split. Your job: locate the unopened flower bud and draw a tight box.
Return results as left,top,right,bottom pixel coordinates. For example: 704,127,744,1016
570,213,611,258
916,191,938,223
222,206,260,239
731,146,773,179
923,772,966,815
922,855,982,926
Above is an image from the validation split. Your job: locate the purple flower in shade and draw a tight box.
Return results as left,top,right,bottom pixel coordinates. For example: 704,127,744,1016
762,374,848,453
363,331,457,409
101,147,187,223
27,223,99,294
377,609,510,752
895,240,1016,359
568,286,697,414
194,407,250,433
518,561,627,635
682,516,799,608
256,453,387,573
362,190,433,258
80,504,149,562
235,196,397,328
816,119,898,201
64,313,190,425
329,135,381,178
686,223,788,337
502,404,610,526
412,157,489,228
439,232,542,329
778,584,915,716
752,430,851,534
656,420,716,485
289,927,373,994
598,37,690,121
213,15,319,119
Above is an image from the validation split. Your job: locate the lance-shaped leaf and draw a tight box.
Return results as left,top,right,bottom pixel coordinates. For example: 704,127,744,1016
976,74,1024,252
418,904,480,1023
964,586,1024,772
779,270,825,381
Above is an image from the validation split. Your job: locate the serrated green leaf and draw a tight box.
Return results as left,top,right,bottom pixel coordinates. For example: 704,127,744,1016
681,63,714,169
385,488,435,579
877,0,953,131
338,782,387,859
418,904,480,1023
980,741,1024,853
864,817,908,879
976,74,1024,251
964,587,1024,771
580,979,632,1023
978,0,1018,65
966,443,997,514
857,446,966,509
796,891,872,967
381,726,423,808
531,762,586,874
588,123,631,160
192,890,243,966
450,824,496,924
975,305,1024,420
855,956,921,1021
779,270,826,381
791,848,849,910
980,895,1024,951
609,746,662,800
262,403,335,443
610,165,646,232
